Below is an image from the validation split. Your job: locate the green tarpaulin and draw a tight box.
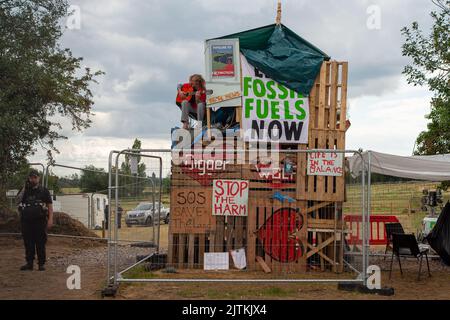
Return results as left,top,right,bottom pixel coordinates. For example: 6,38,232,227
212,24,330,96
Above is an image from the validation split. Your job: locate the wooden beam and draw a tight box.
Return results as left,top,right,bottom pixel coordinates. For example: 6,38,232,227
306,202,332,214
306,235,335,259
256,256,272,273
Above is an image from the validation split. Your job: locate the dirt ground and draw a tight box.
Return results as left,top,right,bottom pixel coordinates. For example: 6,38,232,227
0,236,449,300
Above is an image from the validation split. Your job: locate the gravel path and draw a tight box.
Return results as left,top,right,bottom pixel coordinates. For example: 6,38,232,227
48,245,156,270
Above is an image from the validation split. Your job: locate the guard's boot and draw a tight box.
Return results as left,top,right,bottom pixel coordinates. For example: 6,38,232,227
20,263,33,271
38,264,45,271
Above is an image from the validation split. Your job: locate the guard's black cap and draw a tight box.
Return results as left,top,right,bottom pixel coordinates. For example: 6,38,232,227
28,169,40,177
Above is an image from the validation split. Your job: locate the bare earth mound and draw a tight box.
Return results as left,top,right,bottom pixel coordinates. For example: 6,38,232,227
0,210,99,238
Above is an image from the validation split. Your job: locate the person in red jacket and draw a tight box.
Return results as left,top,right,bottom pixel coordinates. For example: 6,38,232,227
177,74,206,129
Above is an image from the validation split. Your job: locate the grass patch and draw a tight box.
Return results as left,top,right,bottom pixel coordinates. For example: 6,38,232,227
122,265,157,280
178,285,295,299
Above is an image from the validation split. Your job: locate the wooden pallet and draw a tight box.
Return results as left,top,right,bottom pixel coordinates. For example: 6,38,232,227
296,61,348,202
305,201,345,272
246,197,307,273
168,219,248,269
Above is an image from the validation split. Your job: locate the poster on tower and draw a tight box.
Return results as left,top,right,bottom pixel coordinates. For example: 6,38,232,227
240,54,310,144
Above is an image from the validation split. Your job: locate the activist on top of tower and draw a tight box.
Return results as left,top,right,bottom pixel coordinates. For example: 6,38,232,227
200,0,340,144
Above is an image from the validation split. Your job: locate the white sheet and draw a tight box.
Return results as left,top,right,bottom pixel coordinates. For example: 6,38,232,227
348,151,450,181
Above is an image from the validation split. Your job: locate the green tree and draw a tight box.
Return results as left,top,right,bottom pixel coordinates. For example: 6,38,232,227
0,0,103,202
401,0,450,155
119,139,147,197
79,165,108,193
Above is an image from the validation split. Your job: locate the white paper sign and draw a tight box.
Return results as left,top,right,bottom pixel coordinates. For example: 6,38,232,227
230,248,247,270
130,156,138,175
204,252,229,270
241,54,309,144
212,180,249,216
307,152,344,176
205,39,242,109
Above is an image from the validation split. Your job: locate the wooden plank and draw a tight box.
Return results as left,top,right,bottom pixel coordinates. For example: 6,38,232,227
306,235,335,259
188,234,195,268
168,233,174,266
297,200,308,272
256,256,272,273
246,197,257,270
329,61,338,130
234,217,245,248
317,62,327,129
198,234,205,268
225,216,235,252
253,204,264,273
340,62,348,132
308,218,342,229
339,202,345,273
214,216,225,252
178,234,186,269
335,131,346,198
207,107,211,137
309,75,318,130
236,106,242,124
296,144,307,200
324,62,331,129
262,205,273,272
306,201,332,214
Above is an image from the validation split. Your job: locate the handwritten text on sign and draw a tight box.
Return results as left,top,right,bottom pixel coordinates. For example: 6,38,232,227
307,152,344,176
213,180,249,216
170,188,215,233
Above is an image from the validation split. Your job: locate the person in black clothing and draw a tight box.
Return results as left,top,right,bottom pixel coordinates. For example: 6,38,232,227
104,204,109,230
103,204,122,229
117,204,123,229
17,170,53,271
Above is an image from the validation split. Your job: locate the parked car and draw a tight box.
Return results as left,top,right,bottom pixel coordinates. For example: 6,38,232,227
125,202,169,227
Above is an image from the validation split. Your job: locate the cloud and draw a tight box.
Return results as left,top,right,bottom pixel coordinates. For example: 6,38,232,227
28,0,437,168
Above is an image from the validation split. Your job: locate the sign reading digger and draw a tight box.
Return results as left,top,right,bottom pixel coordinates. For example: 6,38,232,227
241,55,309,144
212,179,249,216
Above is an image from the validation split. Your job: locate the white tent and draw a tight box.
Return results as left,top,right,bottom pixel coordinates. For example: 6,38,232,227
348,151,450,181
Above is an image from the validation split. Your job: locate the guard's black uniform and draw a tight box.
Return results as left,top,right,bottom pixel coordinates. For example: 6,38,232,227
19,185,52,266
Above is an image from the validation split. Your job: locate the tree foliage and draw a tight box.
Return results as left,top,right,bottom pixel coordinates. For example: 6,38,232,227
401,0,450,155
0,0,103,199
119,139,147,197
79,165,108,193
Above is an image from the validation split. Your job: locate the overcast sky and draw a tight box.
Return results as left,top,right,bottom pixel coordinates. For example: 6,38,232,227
28,0,436,175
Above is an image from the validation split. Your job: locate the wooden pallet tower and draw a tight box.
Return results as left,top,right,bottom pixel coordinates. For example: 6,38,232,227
168,19,349,273
168,60,348,273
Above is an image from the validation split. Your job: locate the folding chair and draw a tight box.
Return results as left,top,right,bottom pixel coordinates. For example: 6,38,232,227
384,222,405,259
389,233,431,281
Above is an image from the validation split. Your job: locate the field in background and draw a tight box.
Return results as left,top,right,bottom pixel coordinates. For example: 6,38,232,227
345,181,450,233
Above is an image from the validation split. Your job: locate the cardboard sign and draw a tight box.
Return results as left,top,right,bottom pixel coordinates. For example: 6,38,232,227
204,252,229,270
241,55,309,144
307,152,344,176
170,188,215,233
212,180,249,216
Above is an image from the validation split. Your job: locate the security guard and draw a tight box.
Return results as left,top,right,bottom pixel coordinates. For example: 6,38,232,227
17,170,53,271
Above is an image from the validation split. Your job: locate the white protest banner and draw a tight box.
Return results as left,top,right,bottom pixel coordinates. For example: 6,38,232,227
204,252,229,270
212,180,249,216
307,152,344,176
241,54,309,144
